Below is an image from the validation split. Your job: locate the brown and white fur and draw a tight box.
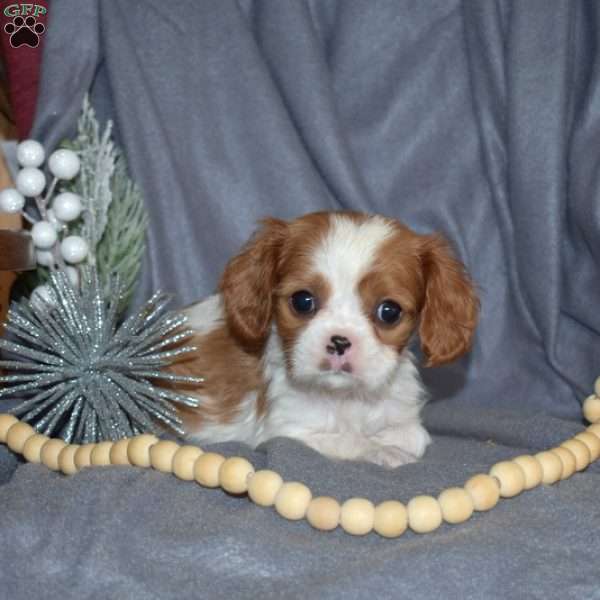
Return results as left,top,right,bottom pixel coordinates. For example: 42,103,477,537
172,211,478,468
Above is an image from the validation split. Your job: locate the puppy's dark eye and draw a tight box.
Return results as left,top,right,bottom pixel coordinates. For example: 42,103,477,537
375,300,402,325
290,290,317,315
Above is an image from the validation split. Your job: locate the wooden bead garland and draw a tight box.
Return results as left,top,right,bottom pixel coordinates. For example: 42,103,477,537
1,385,599,539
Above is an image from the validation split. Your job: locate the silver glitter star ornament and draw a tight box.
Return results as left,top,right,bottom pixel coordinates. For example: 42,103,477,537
0,269,202,443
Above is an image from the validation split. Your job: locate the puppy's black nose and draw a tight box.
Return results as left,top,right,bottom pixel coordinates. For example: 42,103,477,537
326,335,352,356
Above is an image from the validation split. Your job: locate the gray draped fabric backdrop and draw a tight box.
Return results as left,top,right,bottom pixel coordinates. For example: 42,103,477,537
1,1,599,598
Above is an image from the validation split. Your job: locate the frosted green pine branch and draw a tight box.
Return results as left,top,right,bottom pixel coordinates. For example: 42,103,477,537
68,96,116,253
96,156,148,314
61,96,147,314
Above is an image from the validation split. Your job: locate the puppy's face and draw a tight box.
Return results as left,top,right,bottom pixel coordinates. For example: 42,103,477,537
220,212,478,392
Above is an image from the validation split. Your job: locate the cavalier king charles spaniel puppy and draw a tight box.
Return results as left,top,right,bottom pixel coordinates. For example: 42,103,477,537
172,211,478,467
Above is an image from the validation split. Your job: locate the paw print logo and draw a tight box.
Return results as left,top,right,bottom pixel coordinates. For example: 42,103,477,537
4,15,45,48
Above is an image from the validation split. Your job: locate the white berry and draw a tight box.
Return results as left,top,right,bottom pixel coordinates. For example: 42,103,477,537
64,266,80,287
17,140,45,168
31,221,58,249
48,149,80,180
46,209,64,231
60,236,88,264
52,192,82,222
16,167,46,197
36,250,55,267
0,188,25,213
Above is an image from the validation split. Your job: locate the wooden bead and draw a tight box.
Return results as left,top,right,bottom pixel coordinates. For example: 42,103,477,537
172,445,203,481
109,439,132,465
6,421,36,453
22,433,50,464
340,498,375,536
464,474,500,511
535,451,563,485
90,441,114,466
247,469,283,507
438,487,474,524
193,452,225,488
407,495,443,534
551,447,576,480
40,438,67,471
583,395,600,424
219,457,255,494
594,376,600,397
274,482,312,521
513,455,544,490
374,500,408,538
58,444,80,475
74,444,95,469
149,440,180,473
560,439,591,472
552,446,577,479
0,414,19,443
489,461,526,498
574,432,600,462
588,423,600,438
306,496,341,532
127,434,159,468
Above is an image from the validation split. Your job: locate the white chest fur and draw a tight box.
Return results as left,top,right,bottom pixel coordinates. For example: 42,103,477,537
256,332,430,465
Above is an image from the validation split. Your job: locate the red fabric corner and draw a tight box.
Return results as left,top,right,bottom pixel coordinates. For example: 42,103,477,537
0,1,49,139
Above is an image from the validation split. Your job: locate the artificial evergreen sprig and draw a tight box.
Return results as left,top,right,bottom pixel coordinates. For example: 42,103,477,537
64,96,148,312
0,95,147,315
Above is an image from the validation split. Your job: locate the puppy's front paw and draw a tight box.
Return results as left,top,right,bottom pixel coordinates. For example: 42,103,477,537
362,444,418,468
372,423,431,459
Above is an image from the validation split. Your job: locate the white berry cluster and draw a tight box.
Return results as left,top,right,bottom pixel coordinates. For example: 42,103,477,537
0,140,90,300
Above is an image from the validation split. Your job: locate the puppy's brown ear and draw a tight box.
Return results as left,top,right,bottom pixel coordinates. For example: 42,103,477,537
419,235,479,367
219,218,287,349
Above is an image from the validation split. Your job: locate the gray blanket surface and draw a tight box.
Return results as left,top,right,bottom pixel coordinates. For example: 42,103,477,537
2,1,600,598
